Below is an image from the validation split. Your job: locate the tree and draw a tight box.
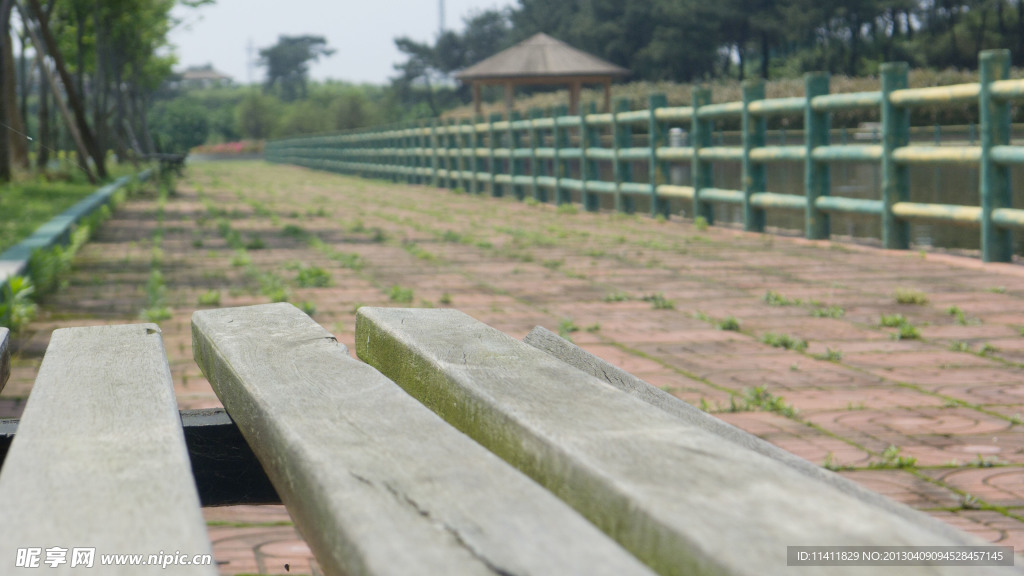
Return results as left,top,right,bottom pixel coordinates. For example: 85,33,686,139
259,35,334,101
235,92,280,140
148,97,208,152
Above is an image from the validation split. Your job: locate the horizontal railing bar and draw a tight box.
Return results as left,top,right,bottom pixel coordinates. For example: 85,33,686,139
991,145,1024,164
585,113,614,126
748,97,804,116
700,188,745,203
696,101,744,119
698,147,743,161
618,147,649,160
750,192,805,210
991,78,1024,100
892,146,981,164
749,146,805,162
616,110,649,124
814,196,883,215
586,180,617,193
891,202,982,223
655,147,694,161
587,148,615,160
992,207,1024,228
561,178,584,191
653,106,693,122
655,184,695,199
889,83,980,106
811,145,883,162
620,182,652,195
810,92,882,111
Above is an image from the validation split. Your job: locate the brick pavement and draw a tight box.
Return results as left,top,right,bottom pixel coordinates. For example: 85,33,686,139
4,160,1024,572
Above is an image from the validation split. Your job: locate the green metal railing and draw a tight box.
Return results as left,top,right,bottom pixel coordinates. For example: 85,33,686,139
267,49,1024,262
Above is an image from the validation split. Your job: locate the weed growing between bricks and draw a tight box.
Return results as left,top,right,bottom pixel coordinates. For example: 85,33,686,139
140,179,172,323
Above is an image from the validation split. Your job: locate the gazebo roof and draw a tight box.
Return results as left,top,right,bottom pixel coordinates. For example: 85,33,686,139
455,33,629,81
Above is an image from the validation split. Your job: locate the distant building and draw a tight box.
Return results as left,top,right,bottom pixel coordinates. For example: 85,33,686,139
455,33,629,114
180,64,233,89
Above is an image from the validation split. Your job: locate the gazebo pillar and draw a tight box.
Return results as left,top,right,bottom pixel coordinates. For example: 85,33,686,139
603,80,611,112
473,83,482,115
504,82,515,112
569,80,581,115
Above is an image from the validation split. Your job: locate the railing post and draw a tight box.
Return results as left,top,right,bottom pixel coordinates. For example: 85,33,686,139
462,118,474,192
805,73,830,239
880,62,910,250
648,93,668,218
692,86,713,224
613,97,634,214
980,49,1013,262
553,105,569,205
742,80,766,232
529,108,543,202
471,114,484,195
582,102,600,212
430,119,440,188
448,118,459,190
489,112,502,196
416,121,426,184
509,111,524,200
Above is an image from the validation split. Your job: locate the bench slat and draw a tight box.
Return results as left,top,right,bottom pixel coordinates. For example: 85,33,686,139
521,325,984,545
192,303,654,576
357,308,1012,576
0,324,214,575
0,326,9,393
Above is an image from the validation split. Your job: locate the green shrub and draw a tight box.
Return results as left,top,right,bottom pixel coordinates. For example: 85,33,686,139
895,288,928,305
717,316,741,331
642,293,675,309
0,276,38,332
761,332,808,351
389,285,414,303
296,266,332,288
197,290,221,307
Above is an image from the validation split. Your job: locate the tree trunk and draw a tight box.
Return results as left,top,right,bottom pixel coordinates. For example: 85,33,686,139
92,2,106,163
975,4,988,55
0,0,13,183
3,16,26,168
1017,0,1023,63
737,44,745,81
23,0,106,178
139,91,155,154
760,31,769,80
21,1,94,182
17,24,25,133
849,15,861,76
36,57,49,168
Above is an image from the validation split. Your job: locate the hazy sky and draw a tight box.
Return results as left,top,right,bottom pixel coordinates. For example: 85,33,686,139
168,0,515,86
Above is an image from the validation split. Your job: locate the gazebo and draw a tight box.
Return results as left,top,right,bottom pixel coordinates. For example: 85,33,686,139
455,33,630,115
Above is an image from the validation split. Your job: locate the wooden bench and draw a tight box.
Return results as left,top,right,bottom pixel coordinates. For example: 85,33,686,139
0,305,1017,575
145,152,188,176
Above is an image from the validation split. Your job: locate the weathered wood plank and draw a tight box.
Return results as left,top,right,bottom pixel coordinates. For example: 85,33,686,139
357,308,1014,576
0,326,9,393
522,325,981,545
0,409,280,507
193,303,654,576
0,324,214,575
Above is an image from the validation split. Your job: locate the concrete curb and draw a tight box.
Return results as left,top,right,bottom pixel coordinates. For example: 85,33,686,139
0,169,153,292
